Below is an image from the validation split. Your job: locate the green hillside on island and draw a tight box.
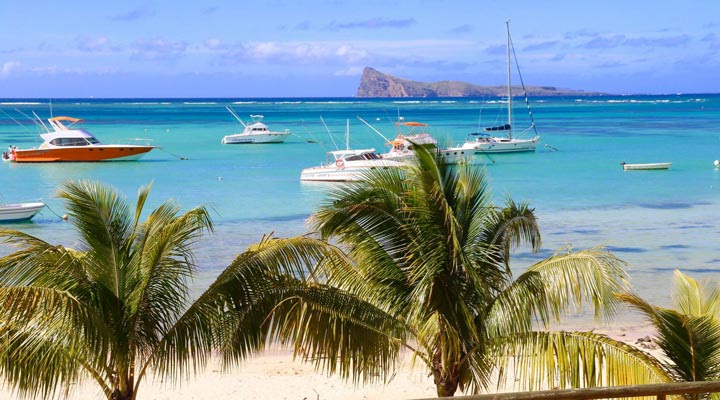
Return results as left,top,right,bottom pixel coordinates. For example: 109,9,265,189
356,67,602,97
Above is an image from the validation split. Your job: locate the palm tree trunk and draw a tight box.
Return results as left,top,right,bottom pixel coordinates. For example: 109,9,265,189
432,355,461,397
110,388,133,400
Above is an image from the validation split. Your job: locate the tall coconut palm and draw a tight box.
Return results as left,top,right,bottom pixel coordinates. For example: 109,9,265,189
252,147,670,397
0,180,339,400
618,270,720,388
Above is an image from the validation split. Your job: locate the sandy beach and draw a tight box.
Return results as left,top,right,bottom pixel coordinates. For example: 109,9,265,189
0,322,660,400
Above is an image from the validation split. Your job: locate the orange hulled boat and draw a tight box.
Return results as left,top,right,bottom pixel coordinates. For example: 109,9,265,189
2,116,155,163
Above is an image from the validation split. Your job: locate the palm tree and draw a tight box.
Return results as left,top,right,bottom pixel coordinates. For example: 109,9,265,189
251,147,669,397
0,180,338,400
618,270,720,390
0,180,215,400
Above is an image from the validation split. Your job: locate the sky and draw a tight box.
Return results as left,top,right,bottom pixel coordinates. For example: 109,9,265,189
1,0,719,98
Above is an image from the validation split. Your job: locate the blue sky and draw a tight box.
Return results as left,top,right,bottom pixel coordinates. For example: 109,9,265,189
1,0,718,97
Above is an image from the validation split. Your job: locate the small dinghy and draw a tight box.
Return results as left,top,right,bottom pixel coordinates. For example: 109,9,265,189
621,161,672,171
0,201,46,222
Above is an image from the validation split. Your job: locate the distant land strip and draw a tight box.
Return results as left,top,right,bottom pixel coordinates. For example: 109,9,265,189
356,67,604,97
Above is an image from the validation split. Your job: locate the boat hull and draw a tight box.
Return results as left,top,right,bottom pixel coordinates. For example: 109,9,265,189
301,161,403,182
471,137,539,153
11,145,155,162
0,202,45,222
622,162,671,170
436,148,477,164
221,133,290,144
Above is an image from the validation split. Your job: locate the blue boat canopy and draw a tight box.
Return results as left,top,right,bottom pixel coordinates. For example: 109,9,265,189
483,123,511,132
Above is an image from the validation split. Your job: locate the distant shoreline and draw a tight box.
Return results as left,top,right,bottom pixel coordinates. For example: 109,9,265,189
1,93,719,101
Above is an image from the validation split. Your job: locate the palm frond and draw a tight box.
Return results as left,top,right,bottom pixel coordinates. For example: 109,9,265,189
129,205,214,359
266,284,407,385
0,286,113,399
619,287,720,382
56,180,134,297
523,247,628,324
151,235,344,383
494,330,672,391
671,269,720,317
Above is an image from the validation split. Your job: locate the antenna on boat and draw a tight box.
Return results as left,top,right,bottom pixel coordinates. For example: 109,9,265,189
225,106,247,128
506,19,513,139
319,116,339,150
49,98,53,118
357,116,391,142
32,111,51,133
0,109,32,132
345,119,350,151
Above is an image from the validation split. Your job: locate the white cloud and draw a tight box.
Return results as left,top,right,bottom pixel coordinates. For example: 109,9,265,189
77,36,110,52
335,45,368,63
1,61,20,78
204,38,224,50
130,39,187,61
334,66,364,76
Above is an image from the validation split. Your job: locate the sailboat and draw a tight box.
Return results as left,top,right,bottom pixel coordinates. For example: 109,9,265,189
462,20,540,154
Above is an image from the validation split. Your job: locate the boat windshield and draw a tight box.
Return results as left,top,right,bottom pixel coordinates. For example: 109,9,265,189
49,137,100,146
343,152,380,161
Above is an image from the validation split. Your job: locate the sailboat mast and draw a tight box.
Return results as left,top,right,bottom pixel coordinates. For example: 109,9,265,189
506,19,513,139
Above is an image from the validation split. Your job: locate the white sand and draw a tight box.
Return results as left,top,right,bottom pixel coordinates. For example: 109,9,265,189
0,323,660,400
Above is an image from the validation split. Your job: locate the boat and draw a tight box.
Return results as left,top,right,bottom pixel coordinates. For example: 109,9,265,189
461,21,540,154
0,201,45,222
621,162,671,170
2,116,155,162
221,108,291,144
358,118,474,164
300,120,405,182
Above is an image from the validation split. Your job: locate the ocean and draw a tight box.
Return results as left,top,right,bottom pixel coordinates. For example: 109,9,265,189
1,95,719,326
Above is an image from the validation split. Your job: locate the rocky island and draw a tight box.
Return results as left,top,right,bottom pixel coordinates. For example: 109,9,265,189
356,67,601,97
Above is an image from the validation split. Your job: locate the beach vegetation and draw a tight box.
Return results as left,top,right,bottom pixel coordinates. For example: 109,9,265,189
618,270,720,387
1,157,706,399
0,180,217,399
241,146,668,397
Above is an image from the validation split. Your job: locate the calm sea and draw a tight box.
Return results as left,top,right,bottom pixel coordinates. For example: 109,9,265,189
2,95,719,325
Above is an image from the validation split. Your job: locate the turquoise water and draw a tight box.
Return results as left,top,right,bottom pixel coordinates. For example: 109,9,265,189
2,96,720,319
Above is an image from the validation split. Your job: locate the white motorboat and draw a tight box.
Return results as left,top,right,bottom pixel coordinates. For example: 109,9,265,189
621,162,671,171
221,108,291,144
461,21,540,154
300,149,404,182
0,201,45,222
359,118,474,164
300,120,405,182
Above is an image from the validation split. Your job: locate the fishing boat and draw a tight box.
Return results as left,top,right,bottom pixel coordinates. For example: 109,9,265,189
221,108,291,144
621,162,671,171
300,120,404,182
0,201,45,222
461,21,540,154
2,116,155,162
358,118,474,164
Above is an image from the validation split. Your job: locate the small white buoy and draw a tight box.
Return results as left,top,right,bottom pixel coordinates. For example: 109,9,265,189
714,160,719,167
218,176,222,181
62,214,68,220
